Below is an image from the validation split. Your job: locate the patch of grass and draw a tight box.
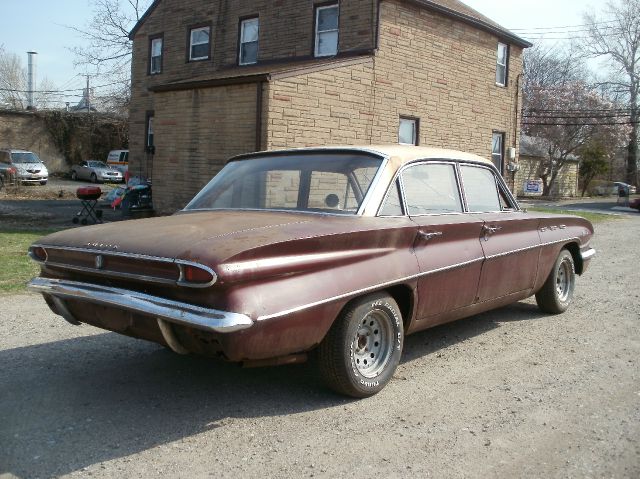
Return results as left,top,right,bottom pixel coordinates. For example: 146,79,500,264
527,207,616,224
0,229,59,294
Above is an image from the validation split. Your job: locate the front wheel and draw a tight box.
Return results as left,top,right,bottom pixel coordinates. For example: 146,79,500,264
535,249,575,314
90,173,98,183
316,292,404,398
71,171,77,181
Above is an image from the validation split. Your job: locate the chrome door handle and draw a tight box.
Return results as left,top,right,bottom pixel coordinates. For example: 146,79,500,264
418,230,443,241
483,225,502,234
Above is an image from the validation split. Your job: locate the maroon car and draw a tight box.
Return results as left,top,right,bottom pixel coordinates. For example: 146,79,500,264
28,146,595,397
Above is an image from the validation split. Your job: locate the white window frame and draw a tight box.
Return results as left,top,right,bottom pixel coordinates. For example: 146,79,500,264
492,132,504,172
496,42,508,86
314,4,339,58
190,26,211,61
398,117,418,146
239,17,259,65
150,37,162,74
147,116,154,149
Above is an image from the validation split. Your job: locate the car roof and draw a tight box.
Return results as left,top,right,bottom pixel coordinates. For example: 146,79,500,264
235,145,493,168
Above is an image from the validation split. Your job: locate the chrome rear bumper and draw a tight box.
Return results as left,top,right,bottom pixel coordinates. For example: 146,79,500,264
27,277,253,333
580,247,596,273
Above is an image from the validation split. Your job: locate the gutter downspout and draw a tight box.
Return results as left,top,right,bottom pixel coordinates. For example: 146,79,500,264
255,81,264,151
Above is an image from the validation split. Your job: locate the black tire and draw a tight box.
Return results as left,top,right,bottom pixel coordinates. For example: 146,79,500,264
40,180,47,185
71,171,77,181
317,292,404,398
90,173,98,183
535,249,575,314
0,176,4,191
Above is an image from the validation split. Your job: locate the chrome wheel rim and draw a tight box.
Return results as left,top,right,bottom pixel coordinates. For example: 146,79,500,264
351,309,393,378
556,258,573,302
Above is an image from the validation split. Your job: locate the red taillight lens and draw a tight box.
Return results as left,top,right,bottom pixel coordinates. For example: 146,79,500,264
31,246,47,262
183,265,214,284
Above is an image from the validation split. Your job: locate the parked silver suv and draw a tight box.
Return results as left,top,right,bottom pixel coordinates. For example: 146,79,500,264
0,149,49,185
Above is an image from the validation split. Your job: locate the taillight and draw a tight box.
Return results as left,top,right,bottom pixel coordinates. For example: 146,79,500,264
178,263,216,287
30,246,48,262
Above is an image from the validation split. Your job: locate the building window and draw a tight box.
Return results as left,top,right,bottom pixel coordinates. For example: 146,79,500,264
496,42,508,86
492,132,504,173
146,114,155,153
239,17,259,65
149,36,163,74
314,4,339,57
398,117,419,145
189,26,211,61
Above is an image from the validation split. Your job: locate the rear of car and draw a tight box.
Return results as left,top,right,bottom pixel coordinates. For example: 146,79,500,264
106,150,129,174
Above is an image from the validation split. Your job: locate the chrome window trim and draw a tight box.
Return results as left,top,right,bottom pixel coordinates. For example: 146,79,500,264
30,244,217,288
357,155,390,216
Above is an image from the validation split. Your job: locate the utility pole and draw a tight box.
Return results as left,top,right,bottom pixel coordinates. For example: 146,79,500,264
86,75,91,112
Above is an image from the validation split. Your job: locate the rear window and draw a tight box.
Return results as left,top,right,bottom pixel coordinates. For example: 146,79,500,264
186,152,382,214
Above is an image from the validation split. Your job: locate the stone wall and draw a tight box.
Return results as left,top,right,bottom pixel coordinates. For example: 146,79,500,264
0,110,66,172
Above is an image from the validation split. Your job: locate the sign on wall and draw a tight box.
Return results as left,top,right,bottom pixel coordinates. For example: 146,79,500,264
523,179,543,196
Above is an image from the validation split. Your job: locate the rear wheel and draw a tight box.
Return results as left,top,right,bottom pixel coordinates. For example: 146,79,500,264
90,173,97,183
71,171,77,181
317,292,403,398
536,249,575,314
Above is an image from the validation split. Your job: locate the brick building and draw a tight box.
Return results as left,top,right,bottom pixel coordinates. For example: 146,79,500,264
129,0,531,212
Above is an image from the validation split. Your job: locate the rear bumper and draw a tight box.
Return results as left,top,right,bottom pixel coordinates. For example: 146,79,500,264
580,247,596,274
27,277,253,333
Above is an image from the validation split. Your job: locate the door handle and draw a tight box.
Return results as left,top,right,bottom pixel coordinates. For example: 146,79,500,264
482,224,502,241
418,230,443,241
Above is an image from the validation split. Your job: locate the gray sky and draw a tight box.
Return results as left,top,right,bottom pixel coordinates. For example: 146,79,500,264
1,0,603,107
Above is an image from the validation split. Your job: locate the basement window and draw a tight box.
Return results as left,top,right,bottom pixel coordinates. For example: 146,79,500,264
189,26,211,61
239,17,259,65
492,132,505,173
496,42,508,86
398,117,419,146
314,4,339,57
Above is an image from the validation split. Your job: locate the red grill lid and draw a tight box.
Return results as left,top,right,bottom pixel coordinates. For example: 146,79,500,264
76,186,102,200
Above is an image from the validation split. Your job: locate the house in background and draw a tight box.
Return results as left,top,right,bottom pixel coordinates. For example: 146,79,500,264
128,0,531,212
515,135,579,197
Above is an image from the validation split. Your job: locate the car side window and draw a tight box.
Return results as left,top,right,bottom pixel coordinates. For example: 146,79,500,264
460,165,501,212
401,163,462,215
379,180,403,216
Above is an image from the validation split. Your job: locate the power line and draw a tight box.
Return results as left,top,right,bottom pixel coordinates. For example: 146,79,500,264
508,20,619,31
0,80,125,94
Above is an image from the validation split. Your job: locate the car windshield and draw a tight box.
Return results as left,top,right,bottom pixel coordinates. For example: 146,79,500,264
11,152,41,164
185,152,383,214
88,161,108,168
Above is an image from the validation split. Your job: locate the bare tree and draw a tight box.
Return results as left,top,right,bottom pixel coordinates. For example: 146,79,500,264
524,81,629,196
0,46,58,110
582,0,640,186
67,0,152,112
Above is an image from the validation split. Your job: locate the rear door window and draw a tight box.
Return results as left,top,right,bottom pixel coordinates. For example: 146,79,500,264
401,163,462,215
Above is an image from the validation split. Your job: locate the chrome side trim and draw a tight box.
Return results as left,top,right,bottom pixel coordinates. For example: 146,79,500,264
28,277,252,333
30,244,217,288
257,256,485,321
258,236,586,321
157,318,190,354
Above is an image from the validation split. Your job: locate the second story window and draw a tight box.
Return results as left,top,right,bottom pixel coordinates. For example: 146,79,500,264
496,42,508,86
314,4,339,57
190,26,211,61
239,17,259,65
149,36,163,74
398,117,419,145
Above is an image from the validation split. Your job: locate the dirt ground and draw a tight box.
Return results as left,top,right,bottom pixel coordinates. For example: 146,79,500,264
1,216,639,478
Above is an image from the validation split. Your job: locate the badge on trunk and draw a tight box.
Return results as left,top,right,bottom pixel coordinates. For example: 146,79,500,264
95,254,104,269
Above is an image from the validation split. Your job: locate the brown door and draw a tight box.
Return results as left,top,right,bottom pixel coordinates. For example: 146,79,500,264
458,164,540,302
399,162,485,322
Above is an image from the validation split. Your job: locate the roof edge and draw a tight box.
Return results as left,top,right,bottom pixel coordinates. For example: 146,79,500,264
403,0,533,48
129,0,161,40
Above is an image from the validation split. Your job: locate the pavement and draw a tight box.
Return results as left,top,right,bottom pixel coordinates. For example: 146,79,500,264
519,195,640,216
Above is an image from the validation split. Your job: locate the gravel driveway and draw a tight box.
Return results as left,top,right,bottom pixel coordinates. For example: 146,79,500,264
1,217,638,478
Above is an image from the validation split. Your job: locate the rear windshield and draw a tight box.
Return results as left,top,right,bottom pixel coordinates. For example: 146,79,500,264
11,152,41,164
186,152,383,214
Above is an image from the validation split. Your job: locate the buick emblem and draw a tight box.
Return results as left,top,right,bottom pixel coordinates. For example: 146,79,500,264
95,255,104,270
